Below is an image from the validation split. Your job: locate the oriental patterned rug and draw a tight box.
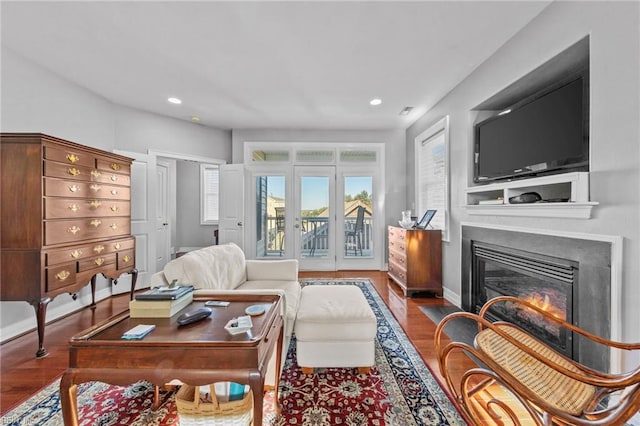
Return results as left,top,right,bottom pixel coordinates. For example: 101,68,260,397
1,279,464,426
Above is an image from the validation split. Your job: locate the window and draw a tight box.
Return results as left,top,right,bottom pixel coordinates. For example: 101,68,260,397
200,164,219,224
415,116,449,240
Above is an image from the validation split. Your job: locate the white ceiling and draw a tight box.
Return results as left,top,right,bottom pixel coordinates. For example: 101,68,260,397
1,1,551,131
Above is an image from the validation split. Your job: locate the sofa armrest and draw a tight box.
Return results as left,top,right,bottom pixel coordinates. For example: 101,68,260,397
246,259,298,281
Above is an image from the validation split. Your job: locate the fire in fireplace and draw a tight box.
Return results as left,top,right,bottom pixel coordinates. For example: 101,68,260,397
472,242,577,358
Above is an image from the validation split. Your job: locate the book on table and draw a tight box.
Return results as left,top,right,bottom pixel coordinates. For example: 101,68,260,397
134,284,195,300
130,289,194,318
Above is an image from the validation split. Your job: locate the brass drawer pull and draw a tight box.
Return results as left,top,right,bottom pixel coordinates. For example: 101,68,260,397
110,163,121,171
68,185,80,193
66,154,79,163
114,243,121,250
94,258,105,266
93,245,105,253
68,226,80,235
122,255,131,263
68,167,80,176
110,189,118,196
91,170,101,178
90,184,101,191
56,270,71,281
109,224,118,230
110,175,118,182
70,250,82,259
110,205,120,212
90,200,101,208
90,219,102,228
68,204,80,213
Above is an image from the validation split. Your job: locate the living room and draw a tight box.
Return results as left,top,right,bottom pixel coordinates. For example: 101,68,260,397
1,1,639,424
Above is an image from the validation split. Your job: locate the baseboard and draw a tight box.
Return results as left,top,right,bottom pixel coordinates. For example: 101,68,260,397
0,287,113,343
442,287,461,308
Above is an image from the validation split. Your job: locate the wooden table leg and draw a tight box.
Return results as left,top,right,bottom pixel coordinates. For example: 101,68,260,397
30,297,51,358
60,371,79,426
249,372,264,426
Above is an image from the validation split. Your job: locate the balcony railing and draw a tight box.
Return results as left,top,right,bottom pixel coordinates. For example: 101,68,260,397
265,216,372,257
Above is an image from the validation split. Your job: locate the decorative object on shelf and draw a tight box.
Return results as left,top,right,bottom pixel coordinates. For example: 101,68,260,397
398,209,415,229
416,209,437,229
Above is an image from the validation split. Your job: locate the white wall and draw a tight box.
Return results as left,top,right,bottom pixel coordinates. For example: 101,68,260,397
0,47,232,342
406,1,640,369
232,128,408,244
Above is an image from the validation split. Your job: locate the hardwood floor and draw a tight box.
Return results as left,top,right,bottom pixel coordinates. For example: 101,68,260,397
0,270,473,418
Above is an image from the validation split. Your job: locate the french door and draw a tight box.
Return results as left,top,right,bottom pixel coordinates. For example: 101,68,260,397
294,166,335,270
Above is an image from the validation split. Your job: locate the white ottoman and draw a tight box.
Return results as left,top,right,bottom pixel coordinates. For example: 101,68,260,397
295,285,377,374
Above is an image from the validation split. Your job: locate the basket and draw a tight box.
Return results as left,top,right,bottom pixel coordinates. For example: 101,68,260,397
175,383,253,426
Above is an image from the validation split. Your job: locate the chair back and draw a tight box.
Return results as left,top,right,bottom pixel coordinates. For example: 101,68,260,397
354,206,365,232
275,207,285,232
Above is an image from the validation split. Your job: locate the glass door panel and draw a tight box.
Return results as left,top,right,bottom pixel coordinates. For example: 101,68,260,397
343,176,373,258
295,166,335,270
254,175,286,258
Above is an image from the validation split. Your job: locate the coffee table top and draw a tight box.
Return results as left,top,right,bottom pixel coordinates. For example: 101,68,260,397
70,293,282,348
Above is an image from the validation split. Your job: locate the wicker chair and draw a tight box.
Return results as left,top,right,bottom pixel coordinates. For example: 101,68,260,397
434,296,640,425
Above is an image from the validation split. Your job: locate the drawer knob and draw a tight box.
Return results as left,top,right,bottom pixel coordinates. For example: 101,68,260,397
56,270,70,281
66,154,79,164
67,226,80,235
90,219,102,228
68,184,80,193
110,189,118,195
90,200,102,208
109,224,118,230
122,255,131,263
114,243,121,250
70,250,82,259
68,167,80,176
110,175,118,182
110,163,121,171
90,184,101,191
110,205,120,212
94,258,105,266
93,245,105,253
91,170,101,178
68,204,80,213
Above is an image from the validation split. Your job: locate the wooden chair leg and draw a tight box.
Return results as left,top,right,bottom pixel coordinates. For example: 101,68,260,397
357,367,371,375
301,367,314,375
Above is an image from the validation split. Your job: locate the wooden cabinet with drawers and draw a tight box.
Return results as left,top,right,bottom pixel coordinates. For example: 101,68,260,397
387,226,442,297
1,133,137,357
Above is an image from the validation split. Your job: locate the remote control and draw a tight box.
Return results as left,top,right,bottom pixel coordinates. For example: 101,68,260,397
177,307,212,326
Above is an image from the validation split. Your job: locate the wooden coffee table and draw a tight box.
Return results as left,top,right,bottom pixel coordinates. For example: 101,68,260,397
60,293,283,426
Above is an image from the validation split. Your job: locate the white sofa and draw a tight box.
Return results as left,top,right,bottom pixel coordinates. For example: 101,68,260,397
149,242,300,338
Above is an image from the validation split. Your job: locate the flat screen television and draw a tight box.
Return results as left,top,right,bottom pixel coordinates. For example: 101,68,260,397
474,73,589,183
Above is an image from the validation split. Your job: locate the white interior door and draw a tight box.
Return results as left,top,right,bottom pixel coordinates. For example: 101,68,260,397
113,150,156,293
155,158,171,271
218,164,245,249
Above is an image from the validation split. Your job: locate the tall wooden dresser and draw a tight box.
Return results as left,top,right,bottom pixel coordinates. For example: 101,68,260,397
1,133,137,357
387,226,442,297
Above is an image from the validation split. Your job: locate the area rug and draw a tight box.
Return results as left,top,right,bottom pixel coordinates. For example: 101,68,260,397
2,278,464,426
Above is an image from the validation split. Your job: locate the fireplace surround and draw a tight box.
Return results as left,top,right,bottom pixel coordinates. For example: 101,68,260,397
461,224,614,372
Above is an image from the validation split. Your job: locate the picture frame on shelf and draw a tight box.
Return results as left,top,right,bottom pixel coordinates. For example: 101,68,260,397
416,209,437,229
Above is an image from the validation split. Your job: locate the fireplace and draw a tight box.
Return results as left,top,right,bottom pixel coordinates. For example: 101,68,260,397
461,225,613,372
472,242,577,358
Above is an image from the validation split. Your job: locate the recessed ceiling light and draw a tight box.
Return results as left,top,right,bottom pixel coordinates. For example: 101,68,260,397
167,97,182,105
369,98,382,106
191,116,200,123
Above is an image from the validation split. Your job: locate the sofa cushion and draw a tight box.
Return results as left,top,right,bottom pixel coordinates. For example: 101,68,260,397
239,280,301,336
163,243,247,290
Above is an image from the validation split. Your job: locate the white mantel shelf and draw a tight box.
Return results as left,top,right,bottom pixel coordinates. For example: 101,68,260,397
464,202,598,219
464,172,598,219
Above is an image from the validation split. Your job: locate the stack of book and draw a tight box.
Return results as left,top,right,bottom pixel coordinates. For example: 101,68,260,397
129,285,194,318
